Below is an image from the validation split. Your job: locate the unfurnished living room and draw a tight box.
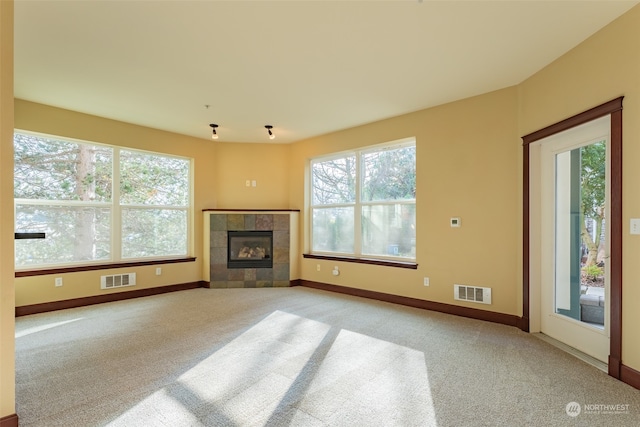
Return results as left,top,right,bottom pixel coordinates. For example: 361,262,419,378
2,1,640,426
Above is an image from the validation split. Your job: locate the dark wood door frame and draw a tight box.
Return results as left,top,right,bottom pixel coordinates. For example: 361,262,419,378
521,97,623,380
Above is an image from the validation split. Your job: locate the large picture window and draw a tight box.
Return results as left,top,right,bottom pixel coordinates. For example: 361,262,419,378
14,131,191,269
310,139,416,260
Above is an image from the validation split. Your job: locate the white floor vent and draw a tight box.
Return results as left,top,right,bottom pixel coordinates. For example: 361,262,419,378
101,273,136,290
454,284,492,305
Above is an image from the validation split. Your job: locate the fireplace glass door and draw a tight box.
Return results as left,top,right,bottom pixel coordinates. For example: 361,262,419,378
227,231,273,269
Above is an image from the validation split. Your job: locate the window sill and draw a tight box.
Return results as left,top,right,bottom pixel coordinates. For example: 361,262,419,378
303,253,417,269
15,257,197,277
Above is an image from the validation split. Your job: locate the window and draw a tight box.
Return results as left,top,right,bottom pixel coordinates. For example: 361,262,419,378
310,139,416,260
14,131,191,269
119,150,190,259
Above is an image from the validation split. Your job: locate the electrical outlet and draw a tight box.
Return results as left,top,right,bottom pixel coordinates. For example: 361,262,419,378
316,264,321,271
424,277,429,286
156,267,162,276
55,277,63,287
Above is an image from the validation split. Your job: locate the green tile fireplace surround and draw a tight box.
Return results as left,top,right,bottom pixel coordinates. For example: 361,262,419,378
203,210,300,288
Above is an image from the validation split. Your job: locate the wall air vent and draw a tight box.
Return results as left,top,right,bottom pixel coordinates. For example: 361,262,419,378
454,284,492,305
101,273,136,290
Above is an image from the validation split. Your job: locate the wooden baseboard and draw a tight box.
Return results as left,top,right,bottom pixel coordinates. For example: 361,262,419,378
295,280,520,327
517,315,530,332
15,281,209,316
621,364,640,390
609,355,622,379
0,414,18,427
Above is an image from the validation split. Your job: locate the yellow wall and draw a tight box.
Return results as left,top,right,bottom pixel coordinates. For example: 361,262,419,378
214,142,290,209
13,86,522,319
13,100,217,306
0,0,14,418
518,6,640,372
290,87,521,316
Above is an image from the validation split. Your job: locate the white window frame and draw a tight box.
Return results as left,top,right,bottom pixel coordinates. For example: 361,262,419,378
310,138,416,261
14,130,193,270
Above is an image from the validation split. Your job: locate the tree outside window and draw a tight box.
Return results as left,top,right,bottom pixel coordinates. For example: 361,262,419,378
14,132,191,268
310,140,416,260
580,141,606,287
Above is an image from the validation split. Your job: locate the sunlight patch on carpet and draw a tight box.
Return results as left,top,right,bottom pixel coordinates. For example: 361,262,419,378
15,317,84,338
108,310,436,426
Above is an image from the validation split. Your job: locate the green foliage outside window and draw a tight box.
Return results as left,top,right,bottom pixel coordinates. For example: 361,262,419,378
14,132,191,268
311,141,416,259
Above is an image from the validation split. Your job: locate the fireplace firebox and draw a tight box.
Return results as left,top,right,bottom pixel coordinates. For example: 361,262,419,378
227,230,273,269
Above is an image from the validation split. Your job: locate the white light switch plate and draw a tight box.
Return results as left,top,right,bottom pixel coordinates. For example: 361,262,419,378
631,218,640,235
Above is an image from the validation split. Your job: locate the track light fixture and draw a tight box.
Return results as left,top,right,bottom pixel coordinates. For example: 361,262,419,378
209,123,219,140
265,125,275,140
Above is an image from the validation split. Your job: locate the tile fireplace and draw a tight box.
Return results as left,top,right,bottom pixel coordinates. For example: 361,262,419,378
204,210,299,288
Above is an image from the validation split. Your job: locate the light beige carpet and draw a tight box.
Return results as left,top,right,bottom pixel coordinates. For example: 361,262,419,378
15,287,640,426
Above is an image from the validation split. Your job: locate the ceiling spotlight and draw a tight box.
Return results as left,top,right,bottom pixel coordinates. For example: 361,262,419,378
265,125,275,140
209,123,219,140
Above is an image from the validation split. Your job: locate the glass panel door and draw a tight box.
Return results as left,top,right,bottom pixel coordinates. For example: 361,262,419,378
554,141,606,327
539,115,610,363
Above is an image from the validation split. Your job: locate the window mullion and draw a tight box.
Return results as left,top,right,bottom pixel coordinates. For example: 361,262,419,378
112,149,122,262
354,153,362,257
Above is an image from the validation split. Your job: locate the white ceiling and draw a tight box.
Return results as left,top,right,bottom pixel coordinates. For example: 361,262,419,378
14,0,639,144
